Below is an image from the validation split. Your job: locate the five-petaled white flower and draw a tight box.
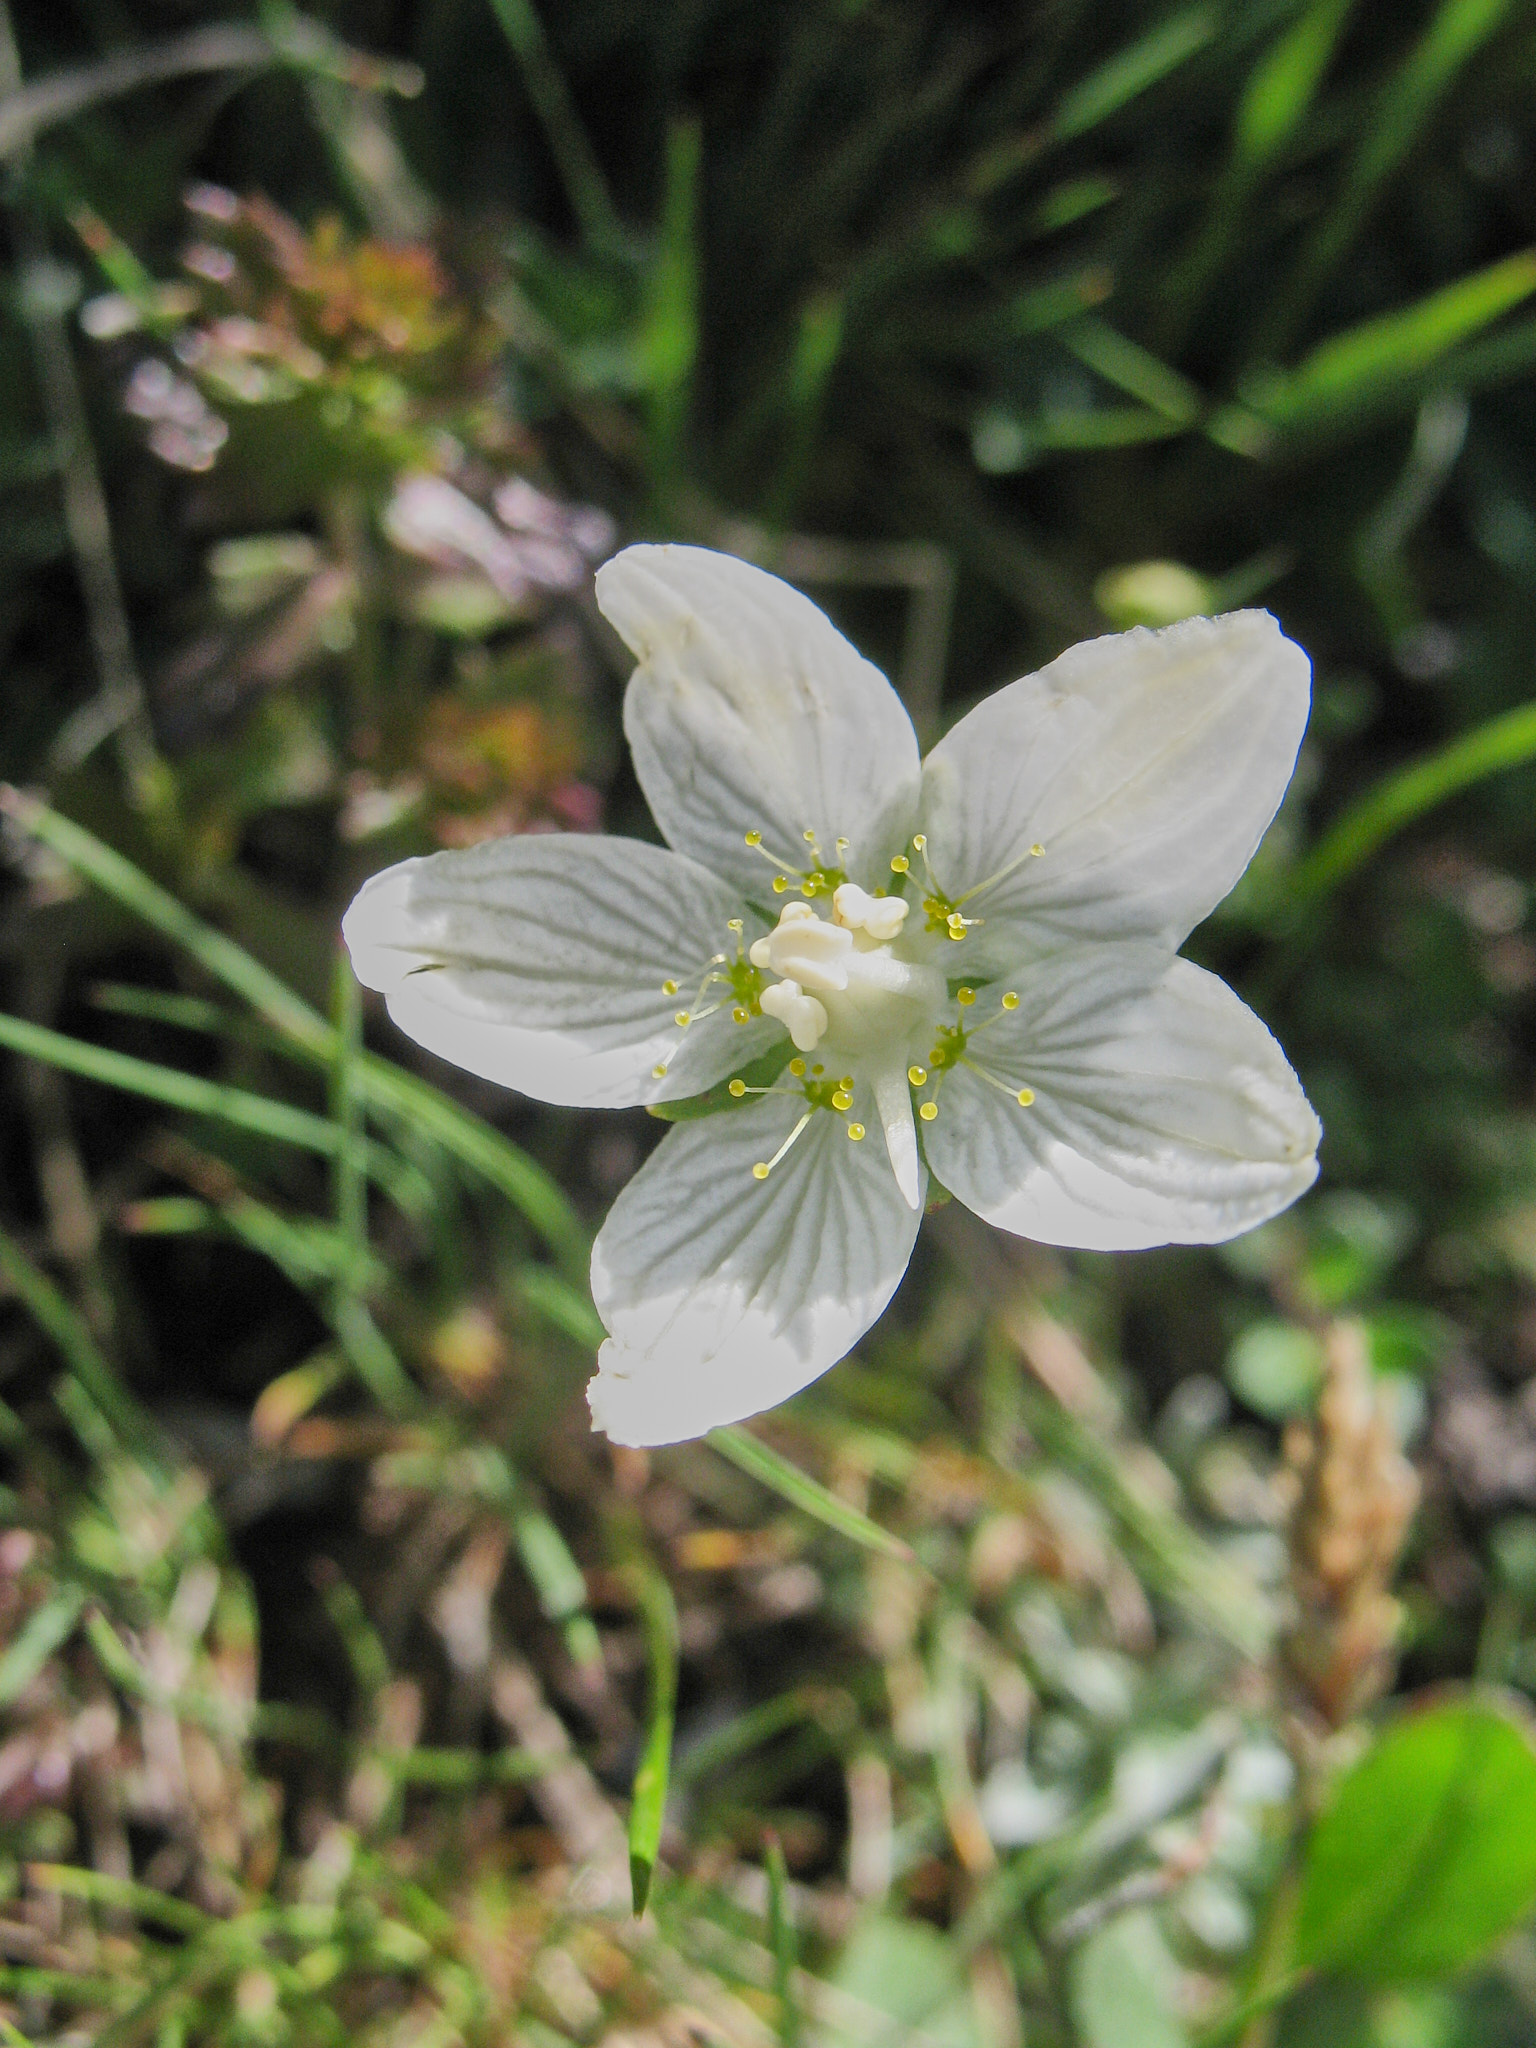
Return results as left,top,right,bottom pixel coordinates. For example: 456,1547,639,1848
343,545,1320,1447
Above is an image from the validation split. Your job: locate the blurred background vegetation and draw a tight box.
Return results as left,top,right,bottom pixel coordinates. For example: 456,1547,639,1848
6,0,1536,2041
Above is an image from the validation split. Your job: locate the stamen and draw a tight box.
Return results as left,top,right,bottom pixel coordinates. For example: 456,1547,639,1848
728,1079,747,1097
957,987,976,1007
751,1110,813,1182
908,1065,927,1085
832,1089,853,1111
733,1007,750,1023
847,1123,865,1140
952,839,1047,911
674,1010,690,1027
789,1058,807,1077
890,855,909,874
963,1058,1037,1110
1002,991,1019,1010
662,979,678,995
919,1101,938,1122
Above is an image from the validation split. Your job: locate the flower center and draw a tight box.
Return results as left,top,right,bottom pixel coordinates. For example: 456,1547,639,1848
747,887,944,1055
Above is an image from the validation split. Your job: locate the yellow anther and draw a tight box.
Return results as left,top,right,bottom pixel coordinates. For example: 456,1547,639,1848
1030,842,1045,857
752,1162,771,1181
773,876,789,893
662,979,678,995
847,1123,866,1140
745,830,762,846
803,829,818,843
674,1010,691,1027
841,1076,854,1089
957,987,976,1007
919,1100,938,1122
812,1064,825,1075
652,1064,667,1079
789,1058,807,1077
1016,1087,1035,1107
947,926,965,941
912,834,926,851
733,1006,750,1023
832,1090,852,1111
801,880,816,896
728,1079,747,1098
908,1065,927,1086
1002,991,1019,1010
890,855,910,874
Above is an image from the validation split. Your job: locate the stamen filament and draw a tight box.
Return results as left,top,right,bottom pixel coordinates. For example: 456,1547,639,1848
752,1110,813,1181
952,840,1047,911
962,1056,1036,1108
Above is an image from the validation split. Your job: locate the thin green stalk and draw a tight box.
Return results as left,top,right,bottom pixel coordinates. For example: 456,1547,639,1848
1016,1379,1275,1660
0,1010,415,1205
483,0,618,248
331,949,369,1279
1286,697,1536,911
0,1217,153,1456
0,1585,87,1706
709,1425,915,1562
1263,0,1517,355
626,1557,679,1915
765,1833,800,2048
0,793,588,1277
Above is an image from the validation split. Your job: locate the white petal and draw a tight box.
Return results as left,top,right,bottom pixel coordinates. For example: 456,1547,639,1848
342,834,778,1109
919,611,1310,963
587,1094,924,1445
596,545,922,902
923,952,1319,1250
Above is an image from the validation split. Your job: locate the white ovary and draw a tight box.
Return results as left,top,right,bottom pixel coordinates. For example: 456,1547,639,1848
747,895,944,1209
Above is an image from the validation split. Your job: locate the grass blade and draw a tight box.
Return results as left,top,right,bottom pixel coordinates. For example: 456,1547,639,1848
1243,246,1536,437
0,1009,406,1191
482,0,618,249
0,1586,87,1706
1,792,588,1275
640,116,702,490
1267,0,1518,351
709,1426,914,1562
626,1559,679,1916
1286,698,1536,912
765,1833,800,2048
1049,5,1217,142
0,1218,154,1458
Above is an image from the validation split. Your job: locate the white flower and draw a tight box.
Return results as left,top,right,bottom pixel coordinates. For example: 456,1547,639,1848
342,544,1320,1448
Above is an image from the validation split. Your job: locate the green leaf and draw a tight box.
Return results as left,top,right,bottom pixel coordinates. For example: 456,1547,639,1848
708,1426,915,1562
627,1560,679,1916
1071,1911,1189,2048
829,1915,980,2048
1297,1698,1536,1982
